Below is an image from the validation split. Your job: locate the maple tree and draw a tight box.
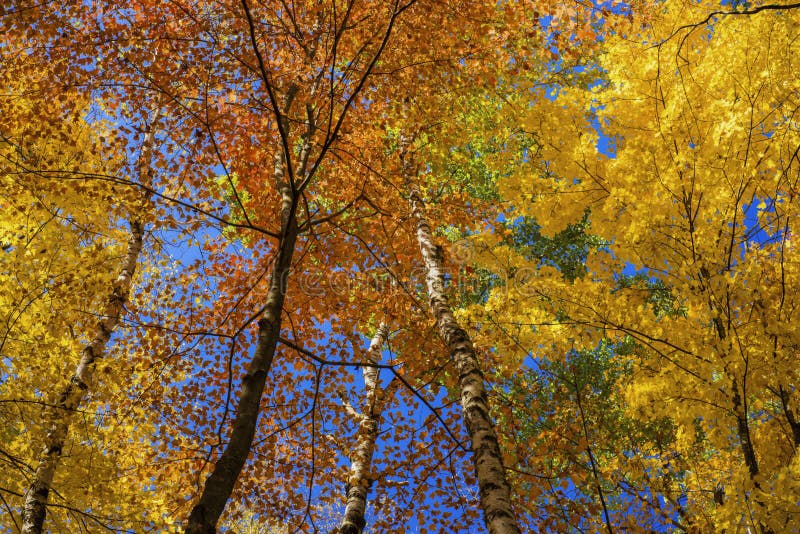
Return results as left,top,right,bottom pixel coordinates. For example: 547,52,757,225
11,0,532,531
460,0,800,531
9,0,800,533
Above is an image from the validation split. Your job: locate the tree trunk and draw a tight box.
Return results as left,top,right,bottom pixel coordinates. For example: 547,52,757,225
185,221,297,534
731,378,759,479
186,88,307,532
21,113,159,534
402,142,520,534
339,322,389,534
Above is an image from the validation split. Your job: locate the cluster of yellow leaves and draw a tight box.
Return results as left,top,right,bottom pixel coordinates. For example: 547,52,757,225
463,1,800,530
0,68,174,530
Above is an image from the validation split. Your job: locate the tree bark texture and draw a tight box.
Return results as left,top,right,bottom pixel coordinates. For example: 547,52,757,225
21,113,159,534
339,322,389,534
406,180,520,533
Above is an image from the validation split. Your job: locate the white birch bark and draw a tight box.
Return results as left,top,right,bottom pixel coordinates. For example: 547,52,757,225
401,138,521,534
339,322,389,534
21,112,160,534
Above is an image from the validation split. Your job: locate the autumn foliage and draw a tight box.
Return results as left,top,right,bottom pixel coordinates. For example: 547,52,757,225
1,0,799,533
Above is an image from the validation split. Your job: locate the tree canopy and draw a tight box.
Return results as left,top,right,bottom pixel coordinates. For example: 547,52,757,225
1,1,799,533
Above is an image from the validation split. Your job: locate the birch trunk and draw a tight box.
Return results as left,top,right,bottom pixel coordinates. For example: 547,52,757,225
21,113,160,534
401,136,519,533
339,322,389,534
